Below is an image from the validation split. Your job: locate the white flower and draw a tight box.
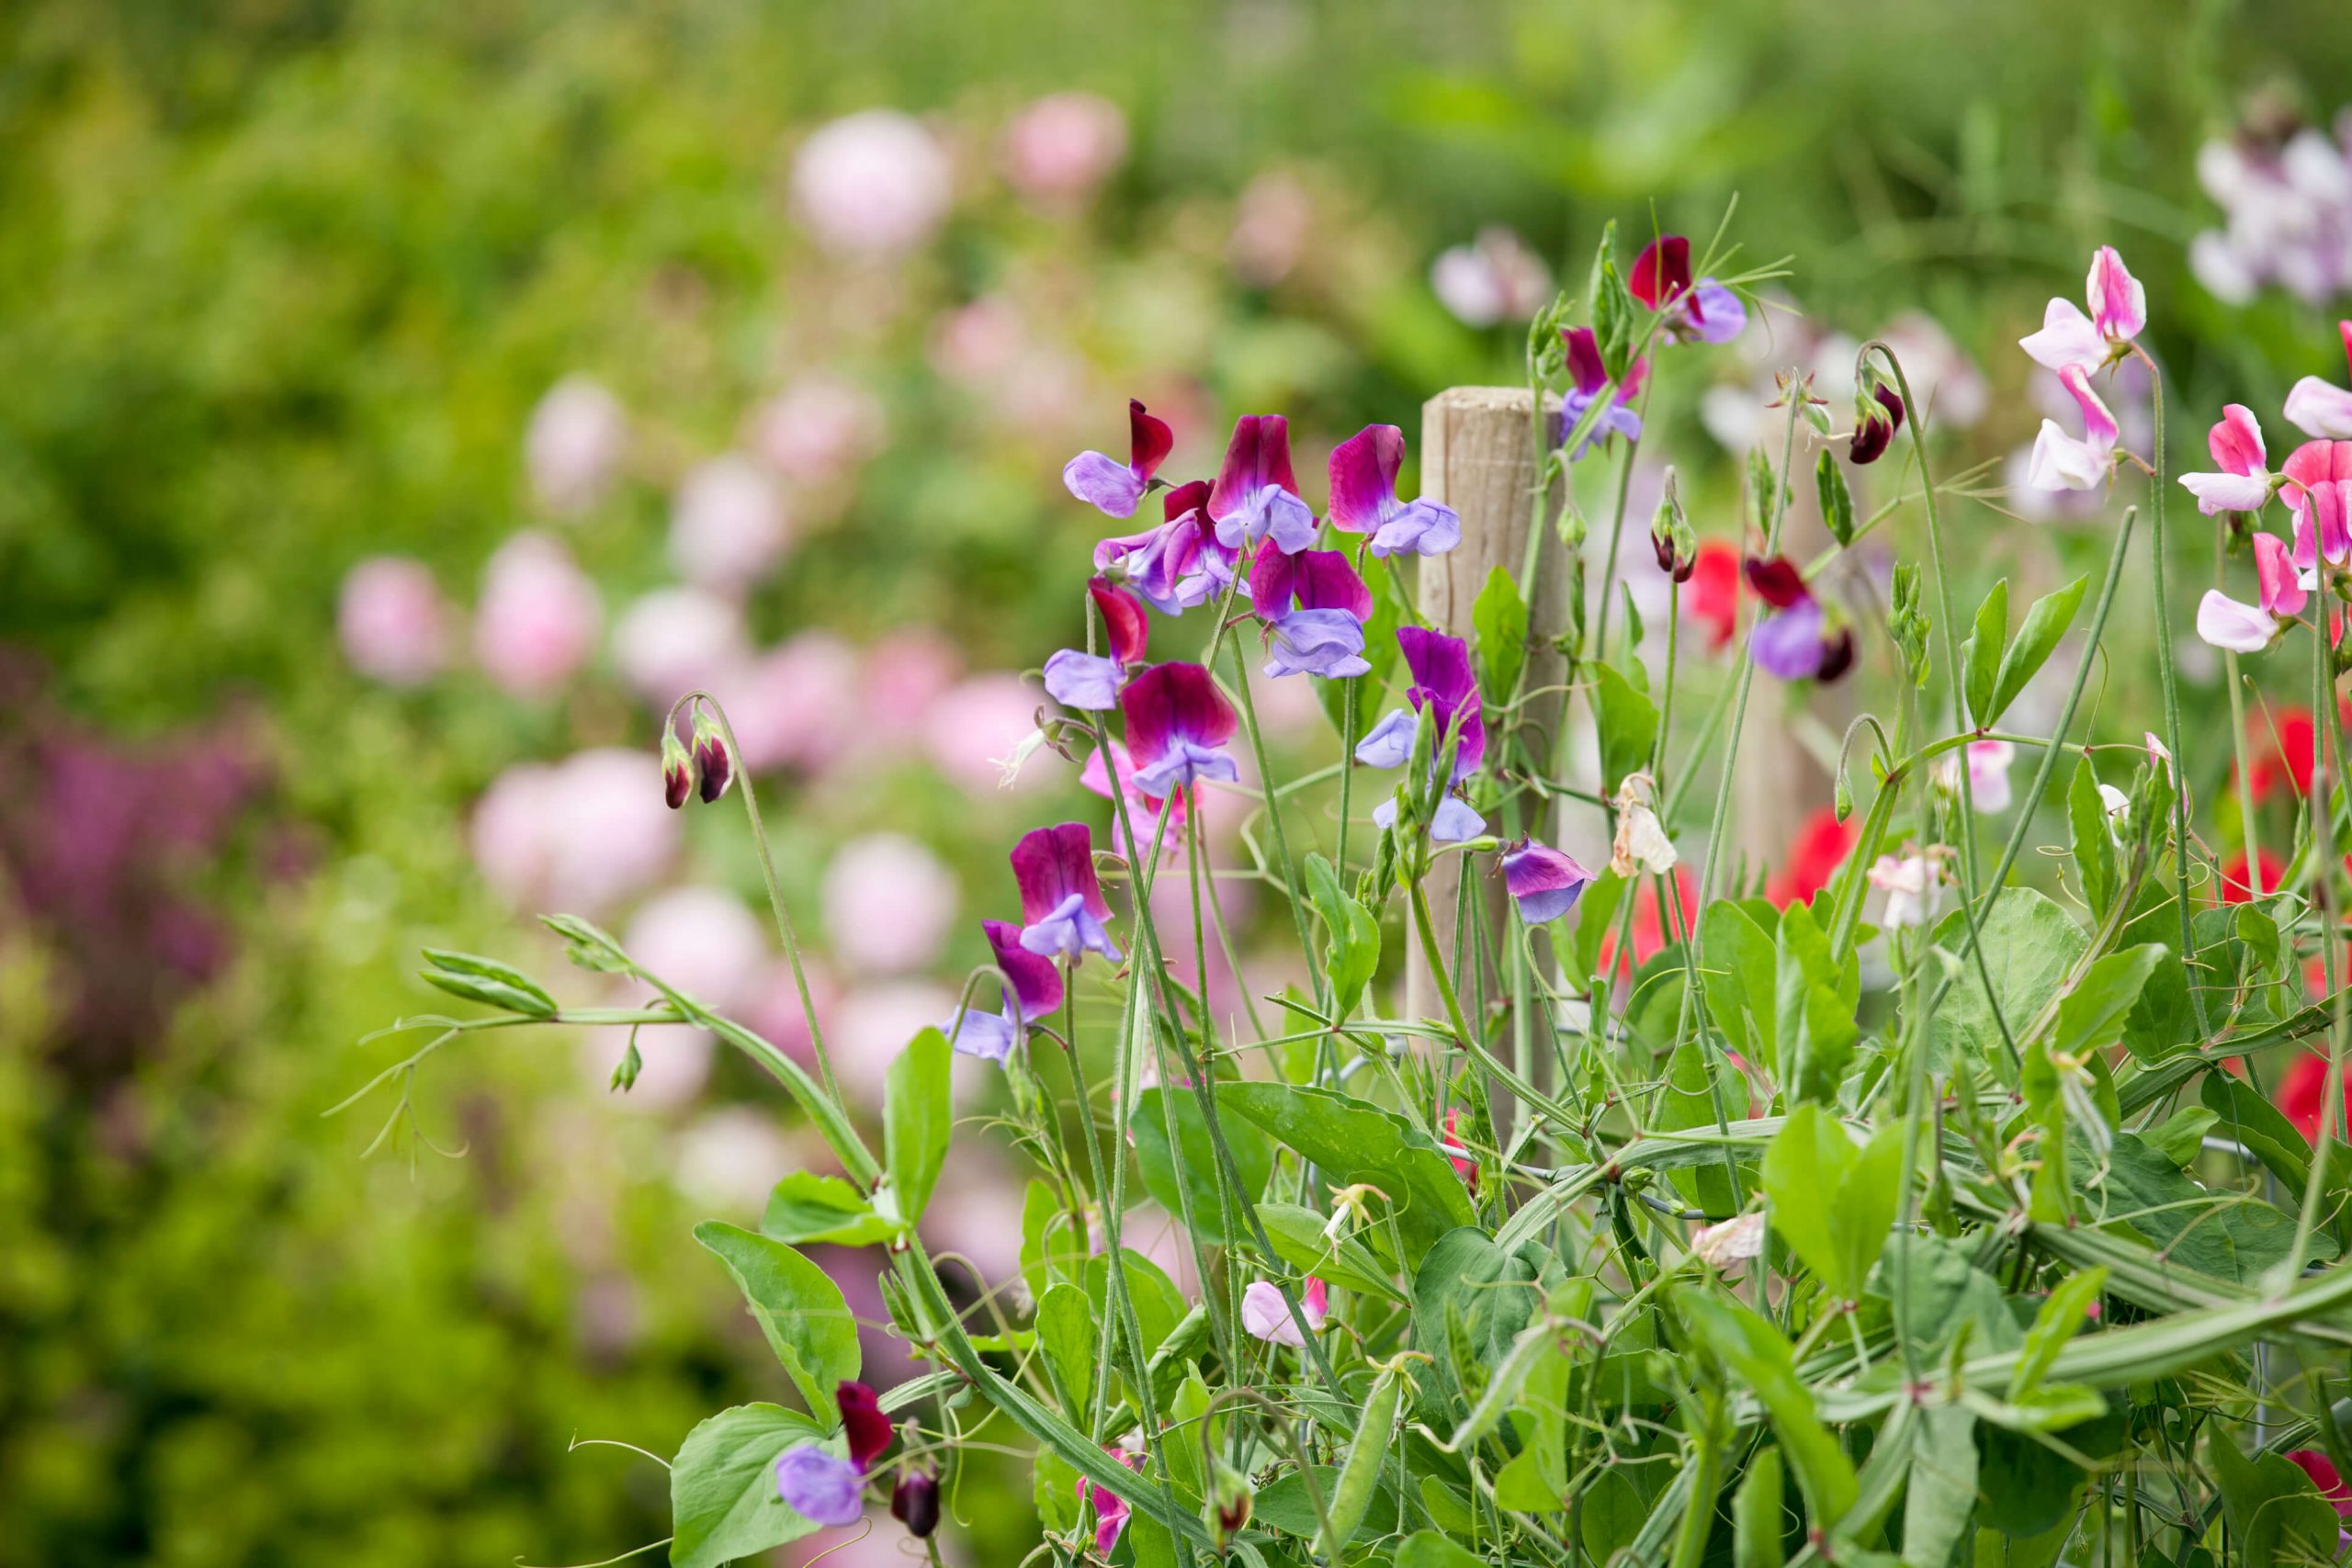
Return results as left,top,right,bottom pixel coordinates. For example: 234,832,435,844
1610,774,1677,878
2098,783,2132,842
1868,852,1941,931
1690,1212,1766,1269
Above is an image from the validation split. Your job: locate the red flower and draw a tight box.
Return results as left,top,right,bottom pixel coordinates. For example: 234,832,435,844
1686,543,1742,649
2248,708,2316,801
1440,1107,1478,1190
1768,807,1857,909
2286,1449,2352,1517
2219,850,2284,904
2277,1055,2352,1143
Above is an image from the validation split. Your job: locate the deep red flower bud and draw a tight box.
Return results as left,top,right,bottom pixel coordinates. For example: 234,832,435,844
890,1466,941,1538
1742,555,1808,609
1849,384,1905,465
837,1380,893,1472
690,712,733,805
661,731,696,809
1815,626,1857,683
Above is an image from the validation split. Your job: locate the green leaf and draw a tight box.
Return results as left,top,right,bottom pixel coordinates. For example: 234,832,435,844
1988,575,2087,726
1254,1201,1404,1301
1253,1466,1398,1540
1901,1405,1977,1568
541,912,632,973
2065,756,2119,920
1412,1228,1542,1416
417,967,558,1017
1661,1037,1737,1217
1216,1083,1476,1261
2120,947,2196,1061
2073,1131,2327,1282
2051,945,2167,1057
2209,1426,2346,1568
2202,1071,2346,1195
421,947,559,1013
1700,899,1781,1076
1396,1530,1485,1568
2011,1268,2105,1402
762,1172,899,1247
1925,889,2087,1073
1761,1102,1901,1301
1130,1087,1272,1247
1592,661,1660,797
1735,1447,1788,1568
1680,1291,1858,1528
693,1223,860,1410
1303,852,1381,1017
1083,1247,1185,1359
1572,869,1632,984
1961,579,2007,728
1815,448,1857,547
884,1028,952,1225
668,1404,828,1568
1035,1282,1096,1416
1775,901,1860,1103
1473,564,1531,699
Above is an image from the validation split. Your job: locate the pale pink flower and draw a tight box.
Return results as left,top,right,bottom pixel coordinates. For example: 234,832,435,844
625,886,769,1015
752,376,888,488
924,673,1057,795
1001,92,1127,205
669,456,790,591
830,982,958,1107
673,1105,795,1213
2196,589,2283,653
474,531,603,698
1867,852,1941,930
1227,171,1314,288
821,833,959,976
470,749,680,915
1690,1212,1766,1268
526,376,628,516
2284,322,2352,440
2019,245,2145,372
2180,404,2276,514
930,297,1025,384
718,632,865,774
337,556,451,685
1430,227,1553,328
1240,1277,1328,1347
1935,739,2017,814
790,110,952,257
856,629,963,753
612,586,748,706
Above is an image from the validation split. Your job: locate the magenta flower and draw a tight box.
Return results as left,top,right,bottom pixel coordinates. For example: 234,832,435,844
1396,626,1486,778
1207,415,1317,554
1043,577,1153,709
1093,479,1236,615
1080,1448,1142,1554
2289,440,2352,570
1081,737,1189,863
2019,245,2146,372
1064,399,1176,520
836,1380,893,1472
1012,822,1121,964
1328,424,1462,558
2179,404,2275,514
2285,322,2352,440
1251,540,1373,679
1501,839,1593,923
943,919,1067,1061
1121,661,1240,795
1559,327,1645,459
775,1444,865,1527
1629,234,1747,344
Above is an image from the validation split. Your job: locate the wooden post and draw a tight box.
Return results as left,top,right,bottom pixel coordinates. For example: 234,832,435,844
1407,387,1566,1025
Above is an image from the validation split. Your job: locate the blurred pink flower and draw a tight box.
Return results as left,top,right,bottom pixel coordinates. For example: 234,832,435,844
669,456,791,591
470,748,679,916
752,376,888,489
790,110,953,257
1002,92,1127,205
718,631,864,775
673,1105,795,1213
831,981,957,1106
612,586,748,706
474,531,603,698
744,957,841,1068
822,832,960,976
1228,172,1314,288
337,556,451,685
526,376,629,515
857,629,964,753
1431,228,1553,328
1878,311,1988,428
924,673,1057,795
582,1022,715,1111
625,885,769,1014
922,1145,1027,1291
930,296,1025,384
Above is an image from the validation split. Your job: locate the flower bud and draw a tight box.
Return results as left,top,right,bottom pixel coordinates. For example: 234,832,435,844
1206,1454,1254,1546
1648,468,1696,582
890,1465,941,1538
661,730,697,809
1849,382,1905,465
690,710,733,804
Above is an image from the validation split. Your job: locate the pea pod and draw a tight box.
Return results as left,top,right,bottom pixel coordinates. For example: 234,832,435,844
1315,1359,1405,1558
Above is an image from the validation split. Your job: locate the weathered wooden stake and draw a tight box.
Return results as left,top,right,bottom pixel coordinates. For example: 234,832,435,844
1407,386,1566,1026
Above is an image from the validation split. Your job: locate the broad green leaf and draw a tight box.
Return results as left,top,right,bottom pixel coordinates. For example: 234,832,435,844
694,1223,860,1410
2120,947,2195,1061
2201,1071,2349,1196
1254,1201,1404,1301
2209,1426,2346,1568
2072,1131,2328,1282
1961,579,2007,728
2141,1104,2218,1167
1988,575,2086,725
1020,1178,1088,1303
2065,756,2118,919
1761,1103,1901,1301
1490,1346,1569,1511
1661,1037,1738,1216
1303,852,1381,1016
1083,1247,1185,1359
2011,1268,2105,1402
1925,889,2087,1073
1473,563,1531,699
1035,1282,1096,1416
1253,1466,1398,1539
1130,1087,1272,1247
1776,902,1860,1103
1396,1530,1485,1568
1815,448,1856,547
1901,1406,1977,1568
1735,1446,1787,1568
1412,1227,1543,1417
668,1404,828,1568
1592,661,1659,796
1572,869,1631,984
1680,1291,1858,1528
884,1028,951,1224
762,1172,898,1247
2051,945,2167,1057
1217,1083,1476,1261
1700,899,1780,1075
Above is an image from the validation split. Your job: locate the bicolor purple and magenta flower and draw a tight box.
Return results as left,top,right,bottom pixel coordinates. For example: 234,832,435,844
1358,627,1489,842
1629,234,1747,345
1251,539,1373,679
942,919,1068,1061
1063,399,1175,520
1208,414,1318,554
1121,660,1240,796
1501,839,1594,924
1559,326,1645,461
1328,423,1463,558
774,1380,895,1529
1094,479,1236,615
1744,556,1854,683
1043,577,1152,710
1012,822,1122,964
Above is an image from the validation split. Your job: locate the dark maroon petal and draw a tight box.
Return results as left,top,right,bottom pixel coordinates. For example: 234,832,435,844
1561,327,1607,396
1849,413,1894,466
1327,424,1403,534
1087,577,1151,664
1163,478,1211,523
1010,822,1110,922
891,1468,942,1538
1293,549,1373,620
983,919,1066,1021
1208,415,1298,522
1127,399,1174,481
837,1381,893,1472
1651,528,1681,577
1742,556,1809,610
1815,626,1857,683
1628,235,1691,310
1120,661,1238,767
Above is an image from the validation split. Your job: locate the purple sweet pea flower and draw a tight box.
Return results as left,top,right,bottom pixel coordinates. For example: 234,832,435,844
943,919,1069,1061
1012,823,1121,964
1501,839,1593,923
1122,661,1240,795
1251,540,1373,679
1353,707,1415,768
1043,578,1153,709
1328,423,1463,558
1208,415,1318,554
1094,480,1236,614
1628,234,1747,345
1263,610,1371,679
776,1444,865,1528
1744,557,1855,683
1372,792,1487,843
1063,399,1175,519
1559,328,1645,460
1397,626,1486,779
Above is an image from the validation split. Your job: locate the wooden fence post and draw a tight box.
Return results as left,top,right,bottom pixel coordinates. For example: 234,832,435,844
1406,386,1566,1025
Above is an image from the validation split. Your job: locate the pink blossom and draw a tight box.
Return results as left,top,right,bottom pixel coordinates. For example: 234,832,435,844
1430,227,1553,328
2180,404,2276,514
856,630,963,753
830,982,958,1107
1001,92,1127,205
469,748,680,916
2256,531,2310,616
626,885,769,1015
2284,321,2352,440
752,377,888,489
2196,589,2283,653
612,587,748,706
790,110,953,257
337,557,451,685
929,297,1024,384
670,456,791,590
718,633,865,775
821,832,959,976
2189,127,2352,307
2019,245,2144,372
526,376,628,516
474,531,603,698
1227,171,1314,288
1240,1277,1328,1347
923,673,1057,795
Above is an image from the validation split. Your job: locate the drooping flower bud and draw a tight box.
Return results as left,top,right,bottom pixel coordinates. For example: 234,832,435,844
690,709,733,804
661,729,697,809
1849,382,1905,465
890,1465,941,1538
1647,467,1695,581
1206,1453,1255,1546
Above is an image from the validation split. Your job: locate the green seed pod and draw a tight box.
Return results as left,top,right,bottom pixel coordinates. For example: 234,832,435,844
1316,1362,1404,1557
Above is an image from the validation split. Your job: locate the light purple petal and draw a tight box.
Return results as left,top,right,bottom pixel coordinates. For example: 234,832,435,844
1367,498,1462,558
1503,840,1593,924
1429,796,1487,842
1063,450,1147,518
1353,708,1414,768
941,1007,1017,1062
776,1445,865,1528
1264,609,1372,679
1044,649,1125,710
1751,601,1828,681
1019,891,1123,964
1679,281,1747,344
1129,740,1238,797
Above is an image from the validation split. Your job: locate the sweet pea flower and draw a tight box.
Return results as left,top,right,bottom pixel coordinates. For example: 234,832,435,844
2019,245,2146,373
2024,364,2121,493
1610,776,1678,879
1501,839,1593,923
526,376,628,516
1122,661,1240,795
1328,423,1463,558
1251,541,1372,679
2284,322,2352,439
1396,626,1486,778
1082,738,1190,862
2278,1055,2352,1144
1743,556,1854,682
1686,542,1742,649
1044,578,1153,710
1868,852,1942,930
1001,92,1127,206
2179,405,2276,514
1629,234,1747,344
1847,384,1905,466
2097,783,2132,840
1430,227,1553,328
942,919,1067,1062
836,1380,894,1472
790,109,952,257
1094,479,1237,615
1931,739,2018,814
338,557,452,685
2287,438,2352,570
474,531,603,698
2195,590,2284,654
1011,823,1121,964
1352,707,1415,768
1240,1277,1328,1347
1080,1447,1143,1555
1690,1212,1766,1269
1767,807,1858,908
1441,1107,1478,1188
2285,1449,2352,1518
1371,791,1487,844
1064,400,1176,520
1207,415,1317,554
775,1445,865,1527
1559,327,1645,459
